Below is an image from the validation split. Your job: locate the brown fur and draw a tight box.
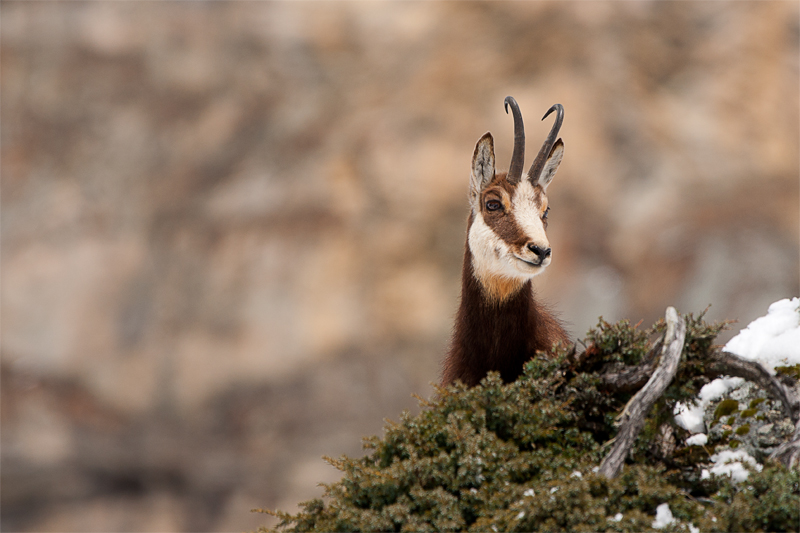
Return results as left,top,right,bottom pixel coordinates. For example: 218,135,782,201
476,273,525,305
441,214,569,387
479,184,528,249
442,99,568,387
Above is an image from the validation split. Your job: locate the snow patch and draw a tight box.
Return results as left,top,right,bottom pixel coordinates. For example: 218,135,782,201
708,449,763,482
685,433,708,446
674,377,744,433
652,503,675,529
724,298,800,371
675,298,800,438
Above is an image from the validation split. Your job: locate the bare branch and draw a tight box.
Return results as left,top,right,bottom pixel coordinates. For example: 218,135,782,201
769,422,800,470
599,335,664,393
599,307,686,479
708,351,799,423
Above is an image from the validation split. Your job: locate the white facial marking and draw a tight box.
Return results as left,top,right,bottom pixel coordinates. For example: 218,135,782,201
469,212,519,281
511,179,550,262
469,182,550,289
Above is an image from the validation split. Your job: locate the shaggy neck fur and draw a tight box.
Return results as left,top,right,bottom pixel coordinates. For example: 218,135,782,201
442,223,567,388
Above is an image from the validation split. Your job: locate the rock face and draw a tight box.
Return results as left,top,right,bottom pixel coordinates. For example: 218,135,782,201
1,2,798,531
704,381,799,462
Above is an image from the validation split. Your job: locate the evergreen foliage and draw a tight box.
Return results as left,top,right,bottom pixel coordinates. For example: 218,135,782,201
259,314,799,532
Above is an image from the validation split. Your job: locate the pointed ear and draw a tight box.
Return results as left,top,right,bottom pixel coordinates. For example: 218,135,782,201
535,138,563,191
470,132,495,201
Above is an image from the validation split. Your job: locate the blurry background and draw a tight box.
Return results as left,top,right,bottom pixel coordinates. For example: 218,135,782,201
1,1,798,531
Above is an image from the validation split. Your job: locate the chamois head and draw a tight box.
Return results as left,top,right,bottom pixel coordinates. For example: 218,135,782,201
468,96,565,302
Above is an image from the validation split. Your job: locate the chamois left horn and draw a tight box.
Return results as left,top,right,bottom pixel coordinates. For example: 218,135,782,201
527,104,564,185
504,96,525,185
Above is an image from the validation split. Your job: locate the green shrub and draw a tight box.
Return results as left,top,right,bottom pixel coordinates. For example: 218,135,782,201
259,314,799,532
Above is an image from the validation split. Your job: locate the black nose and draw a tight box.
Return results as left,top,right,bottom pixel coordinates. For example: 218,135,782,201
527,243,552,259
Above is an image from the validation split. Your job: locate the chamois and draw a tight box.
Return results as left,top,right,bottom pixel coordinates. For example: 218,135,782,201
442,96,569,387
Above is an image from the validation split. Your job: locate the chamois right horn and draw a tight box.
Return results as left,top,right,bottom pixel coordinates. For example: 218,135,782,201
504,96,525,185
527,104,564,185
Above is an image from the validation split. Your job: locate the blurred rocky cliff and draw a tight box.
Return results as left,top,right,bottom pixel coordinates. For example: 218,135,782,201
1,2,798,531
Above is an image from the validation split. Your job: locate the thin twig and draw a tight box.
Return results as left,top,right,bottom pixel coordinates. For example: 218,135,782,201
598,307,686,479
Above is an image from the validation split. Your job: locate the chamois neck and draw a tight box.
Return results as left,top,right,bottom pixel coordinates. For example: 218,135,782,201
443,246,534,385
463,246,531,311
442,237,567,387
473,268,526,305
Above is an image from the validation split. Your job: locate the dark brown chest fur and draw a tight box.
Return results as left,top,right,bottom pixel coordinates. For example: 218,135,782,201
442,248,568,387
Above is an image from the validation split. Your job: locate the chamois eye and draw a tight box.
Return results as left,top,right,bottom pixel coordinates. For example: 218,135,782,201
485,200,502,212
542,207,550,219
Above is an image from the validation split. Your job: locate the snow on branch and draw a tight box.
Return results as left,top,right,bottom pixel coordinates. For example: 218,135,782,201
598,302,800,477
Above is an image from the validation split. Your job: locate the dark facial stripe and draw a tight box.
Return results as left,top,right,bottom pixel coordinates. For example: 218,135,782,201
479,172,542,250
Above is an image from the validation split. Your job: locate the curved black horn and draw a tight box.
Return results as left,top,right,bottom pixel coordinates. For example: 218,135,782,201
527,104,564,184
504,96,525,185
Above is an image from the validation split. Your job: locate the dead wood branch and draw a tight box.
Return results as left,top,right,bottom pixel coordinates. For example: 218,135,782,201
598,307,686,479
707,350,799,423
599,335,664,393
769,422,800,469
